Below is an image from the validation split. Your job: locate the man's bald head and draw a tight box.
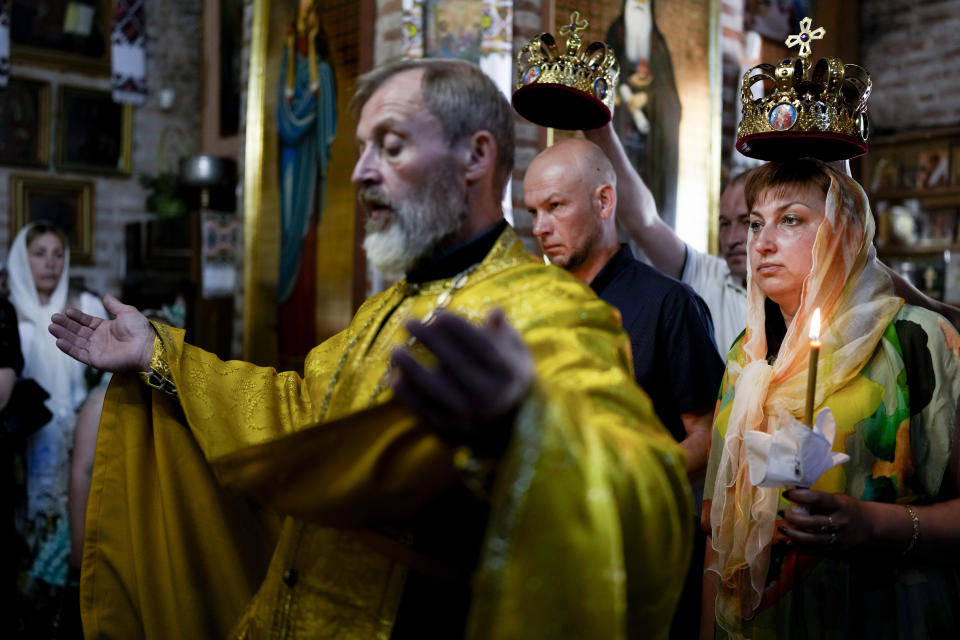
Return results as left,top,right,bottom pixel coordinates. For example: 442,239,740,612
527,138,617,197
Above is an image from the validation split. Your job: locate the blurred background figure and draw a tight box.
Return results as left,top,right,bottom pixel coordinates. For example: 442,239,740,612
7,221,109,638
0,289,52,635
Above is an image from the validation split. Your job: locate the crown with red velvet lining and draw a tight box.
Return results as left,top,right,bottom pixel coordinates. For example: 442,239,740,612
736,17,872,162
512,11,620,130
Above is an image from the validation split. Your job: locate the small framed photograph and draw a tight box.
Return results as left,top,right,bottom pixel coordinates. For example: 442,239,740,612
899,162,918,191
920,209,957,246
912,258,946,301
144,217,193,270
870,155,900,191
10,174,95,264
10,0,112,73
916,148,950,189
0,77,50,167
56,86,132,175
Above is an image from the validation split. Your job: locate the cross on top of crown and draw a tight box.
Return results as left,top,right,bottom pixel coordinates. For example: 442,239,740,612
785,17,825,59
559,10,589,49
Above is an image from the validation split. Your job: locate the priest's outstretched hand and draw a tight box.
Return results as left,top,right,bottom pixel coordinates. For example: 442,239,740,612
391,308,534,456
48,294,155,372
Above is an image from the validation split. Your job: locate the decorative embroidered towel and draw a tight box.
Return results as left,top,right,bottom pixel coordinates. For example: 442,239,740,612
111,0,147,105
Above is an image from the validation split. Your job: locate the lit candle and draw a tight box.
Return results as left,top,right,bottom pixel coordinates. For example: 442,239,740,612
804,308,821,426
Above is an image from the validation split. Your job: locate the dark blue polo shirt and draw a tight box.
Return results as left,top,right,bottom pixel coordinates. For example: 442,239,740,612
590,245,725,442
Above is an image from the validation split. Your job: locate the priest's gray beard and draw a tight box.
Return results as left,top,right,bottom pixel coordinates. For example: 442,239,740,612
360,170,468,276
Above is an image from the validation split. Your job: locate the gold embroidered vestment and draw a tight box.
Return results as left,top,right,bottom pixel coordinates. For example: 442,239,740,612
81,226,692,639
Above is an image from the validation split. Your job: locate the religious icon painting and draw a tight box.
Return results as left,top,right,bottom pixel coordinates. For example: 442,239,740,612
593,77,607,100
10,174,94,264
425,0,483,62
769,103,797,131
0,77,50,167
552,0,719,237
917,148,950,189
56,85,132,174
523,65,541,85
11,0,112,73
920,208,956,246
244,0,367,367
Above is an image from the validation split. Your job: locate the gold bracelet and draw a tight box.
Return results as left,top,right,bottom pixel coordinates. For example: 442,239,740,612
902,505,920,556
138,333,178,397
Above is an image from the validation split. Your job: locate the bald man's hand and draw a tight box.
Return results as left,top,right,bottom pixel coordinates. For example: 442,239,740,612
49,294,155,372
390,309,534,455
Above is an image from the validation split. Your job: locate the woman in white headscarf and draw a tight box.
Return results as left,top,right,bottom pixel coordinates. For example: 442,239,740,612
7,221,109,633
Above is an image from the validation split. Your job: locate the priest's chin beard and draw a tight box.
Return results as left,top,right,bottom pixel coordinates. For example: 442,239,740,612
361,175,468,276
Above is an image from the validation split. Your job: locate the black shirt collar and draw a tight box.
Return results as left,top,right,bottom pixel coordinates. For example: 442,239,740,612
588,244,634,294
406,220,508,284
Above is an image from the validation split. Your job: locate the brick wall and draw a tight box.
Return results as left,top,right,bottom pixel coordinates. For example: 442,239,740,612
0,1,203,299
860,0,960,130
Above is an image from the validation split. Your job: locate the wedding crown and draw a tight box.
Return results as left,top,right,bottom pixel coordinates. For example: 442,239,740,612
512,11,620,130
736,17,872,161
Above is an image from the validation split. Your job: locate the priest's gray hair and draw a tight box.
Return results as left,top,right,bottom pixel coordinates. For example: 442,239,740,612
351,58,515,197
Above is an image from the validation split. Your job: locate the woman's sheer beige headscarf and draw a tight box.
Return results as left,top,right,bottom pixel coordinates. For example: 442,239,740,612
708,161,903,628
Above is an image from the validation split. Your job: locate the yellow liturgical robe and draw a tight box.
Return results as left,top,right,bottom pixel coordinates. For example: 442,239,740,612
80,225,692,639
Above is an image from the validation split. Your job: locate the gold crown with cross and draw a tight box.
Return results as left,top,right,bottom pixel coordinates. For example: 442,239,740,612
736,17,872,161
511,10,620,130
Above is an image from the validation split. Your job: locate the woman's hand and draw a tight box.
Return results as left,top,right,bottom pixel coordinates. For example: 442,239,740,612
778,488,873,552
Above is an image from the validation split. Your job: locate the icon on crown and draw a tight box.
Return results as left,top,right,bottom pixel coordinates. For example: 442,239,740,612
512,11,620,130
736,17,872,161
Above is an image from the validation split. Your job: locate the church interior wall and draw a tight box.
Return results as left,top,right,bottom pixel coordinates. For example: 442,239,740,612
0,0,203,302
860,0,960,131
3,0,957,360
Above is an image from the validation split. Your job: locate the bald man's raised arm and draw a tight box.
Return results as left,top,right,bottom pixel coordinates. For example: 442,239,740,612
584,124,687,279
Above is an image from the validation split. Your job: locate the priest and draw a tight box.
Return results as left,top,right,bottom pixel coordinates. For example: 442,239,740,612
51,58,691,640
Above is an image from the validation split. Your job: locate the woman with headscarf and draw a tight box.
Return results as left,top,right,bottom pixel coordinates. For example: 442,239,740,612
7,221,109,635
702,159,960,638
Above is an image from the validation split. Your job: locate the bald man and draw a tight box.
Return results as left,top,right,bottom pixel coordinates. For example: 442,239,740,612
524,138,723,638
524,138,723,474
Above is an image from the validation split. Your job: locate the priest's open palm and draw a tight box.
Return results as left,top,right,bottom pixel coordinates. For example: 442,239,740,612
49,294,155,372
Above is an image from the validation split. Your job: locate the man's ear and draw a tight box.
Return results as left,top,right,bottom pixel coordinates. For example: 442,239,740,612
462,130,497,185
595,183,616,220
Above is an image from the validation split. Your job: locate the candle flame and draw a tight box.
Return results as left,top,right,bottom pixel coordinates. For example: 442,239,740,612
809,307,821,342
